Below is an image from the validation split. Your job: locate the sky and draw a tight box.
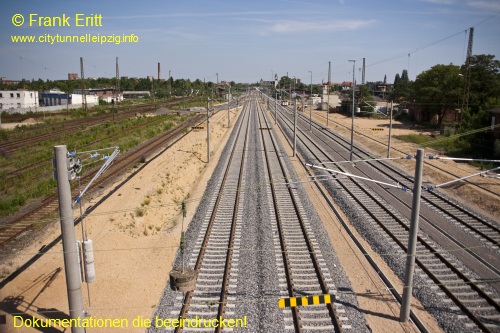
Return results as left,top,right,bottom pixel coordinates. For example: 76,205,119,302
1,0,499,85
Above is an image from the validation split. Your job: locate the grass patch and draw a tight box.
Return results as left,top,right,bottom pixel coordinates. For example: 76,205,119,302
0,111,193,216
135,207,145,217
394,133,432,145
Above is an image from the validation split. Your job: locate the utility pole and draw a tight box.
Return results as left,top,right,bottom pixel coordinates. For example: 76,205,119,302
400,149,424,322
293,99,297,157
309,71,312,131
116,57,120,98
327,61,331,128
275,90,278,124
349,59,356,161
207,99,210,163
462,27,474,112
80,57,87,112
387,101,393,158
54,145,85,333
362,58,366,85
169,69,172,97
227,94,230,128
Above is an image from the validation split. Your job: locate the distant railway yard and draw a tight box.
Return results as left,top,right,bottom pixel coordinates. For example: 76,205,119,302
0,92,499,333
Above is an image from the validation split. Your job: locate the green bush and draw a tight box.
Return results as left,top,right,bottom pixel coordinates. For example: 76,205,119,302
0,194,26,215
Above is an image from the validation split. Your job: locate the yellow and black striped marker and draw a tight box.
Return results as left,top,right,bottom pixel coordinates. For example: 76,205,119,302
371,128,384,131
278,294,334,308
191,126,205,130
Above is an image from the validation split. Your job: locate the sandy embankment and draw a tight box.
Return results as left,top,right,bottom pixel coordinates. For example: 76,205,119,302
0,107,240,333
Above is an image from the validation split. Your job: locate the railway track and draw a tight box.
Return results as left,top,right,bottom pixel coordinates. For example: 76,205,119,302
158,95,353,332
0,114,204,248
269,96,500,332
278,103,500,260
283,106,500,254
256,100,344,331
168,95,250,333
0,97,196,153
311,110,500,200
2,114,170,182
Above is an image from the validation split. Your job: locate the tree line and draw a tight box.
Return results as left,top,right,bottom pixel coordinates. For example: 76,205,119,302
0,77,245,99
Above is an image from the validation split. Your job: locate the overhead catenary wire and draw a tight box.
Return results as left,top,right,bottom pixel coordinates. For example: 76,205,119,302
5,241,494,260
313,155,413,166
329,11,500,79
2,148,495,233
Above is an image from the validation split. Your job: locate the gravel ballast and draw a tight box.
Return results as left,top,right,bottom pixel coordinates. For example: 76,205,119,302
149,99,370,332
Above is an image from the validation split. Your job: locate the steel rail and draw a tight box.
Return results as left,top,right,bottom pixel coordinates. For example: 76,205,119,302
271,100,500,332
257,99,343,332
173,99,250,333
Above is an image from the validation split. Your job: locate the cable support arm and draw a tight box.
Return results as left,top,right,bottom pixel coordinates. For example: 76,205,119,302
426,165,500,191
306,163,411,192
426,155,500,164
72,147,120,206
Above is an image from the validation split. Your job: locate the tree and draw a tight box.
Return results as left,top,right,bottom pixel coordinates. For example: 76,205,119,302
463,54,500,113
392,70,412,102
279,76,293,88
412,64,462,127
394,73,401,86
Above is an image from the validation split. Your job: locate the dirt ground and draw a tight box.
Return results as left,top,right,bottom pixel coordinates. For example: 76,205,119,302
0,105,497,333
0,106,240,333
0,118,41,130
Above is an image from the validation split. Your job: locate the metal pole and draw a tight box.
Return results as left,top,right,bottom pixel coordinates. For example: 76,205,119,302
400,148,424,322
293,99,297,157
207,99,210,163
387,100,393,158
54,145,85,333
327,61,331,128
349,60,356,161
326,85,330,128
309,71,312,131
227,95,230,128
275,90,277,124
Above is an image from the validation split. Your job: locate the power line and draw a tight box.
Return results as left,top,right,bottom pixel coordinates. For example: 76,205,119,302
333,11,500,78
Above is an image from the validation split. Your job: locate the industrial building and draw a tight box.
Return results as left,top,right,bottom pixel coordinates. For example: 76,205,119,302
0,89,39,110
40,89,99,107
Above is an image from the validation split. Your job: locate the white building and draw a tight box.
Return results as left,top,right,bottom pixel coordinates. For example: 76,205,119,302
0,90,39,110
41,89,99,106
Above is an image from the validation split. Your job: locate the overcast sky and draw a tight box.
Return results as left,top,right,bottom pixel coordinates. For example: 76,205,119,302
1,0,499,85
